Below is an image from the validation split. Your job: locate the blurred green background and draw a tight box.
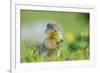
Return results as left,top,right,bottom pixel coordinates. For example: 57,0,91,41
20,10,90,62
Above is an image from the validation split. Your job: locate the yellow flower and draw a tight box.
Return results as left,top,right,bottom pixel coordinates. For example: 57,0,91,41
80,32,89,37
66,33,75,43
81,32,84,36
84,32,89,37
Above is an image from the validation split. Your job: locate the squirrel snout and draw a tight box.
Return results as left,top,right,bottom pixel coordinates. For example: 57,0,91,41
60,39,63,43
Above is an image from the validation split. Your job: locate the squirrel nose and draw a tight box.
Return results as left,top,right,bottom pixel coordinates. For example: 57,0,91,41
60,39,63,43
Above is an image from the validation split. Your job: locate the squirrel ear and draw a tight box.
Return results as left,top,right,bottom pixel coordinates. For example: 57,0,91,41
47,23,54,28
47,23,51,28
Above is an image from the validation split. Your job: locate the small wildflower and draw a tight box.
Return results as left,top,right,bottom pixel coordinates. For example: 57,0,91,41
84,32,89,37
80,32,84,36
66,33,75,43
80,32,89,37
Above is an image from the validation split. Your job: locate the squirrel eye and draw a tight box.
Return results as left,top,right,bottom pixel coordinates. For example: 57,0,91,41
55,30,57,32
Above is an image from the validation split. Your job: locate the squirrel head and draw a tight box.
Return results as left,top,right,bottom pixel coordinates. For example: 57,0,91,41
45,23,61,33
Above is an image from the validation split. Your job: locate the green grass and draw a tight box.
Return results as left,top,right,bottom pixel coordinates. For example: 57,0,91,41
20,44,89,62
20,33,89,63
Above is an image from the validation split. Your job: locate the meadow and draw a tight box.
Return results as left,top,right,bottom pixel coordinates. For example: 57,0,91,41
20,10,89,63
